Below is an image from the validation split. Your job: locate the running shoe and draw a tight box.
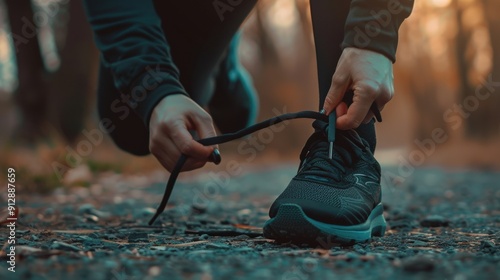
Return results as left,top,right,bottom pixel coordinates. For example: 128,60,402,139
263,121,386,245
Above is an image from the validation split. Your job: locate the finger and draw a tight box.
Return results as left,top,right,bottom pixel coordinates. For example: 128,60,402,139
183,158,207,171
150,138,177,172
169,120,214,160
323,69,350,115
153,137,207,172
336,102,348,118
362,112,375,124
189,113,219,150
188,112,220,164
149,126,178,171
336,89,376,130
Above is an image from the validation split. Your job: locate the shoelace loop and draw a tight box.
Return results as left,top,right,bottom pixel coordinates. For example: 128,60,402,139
299,136,347,181
298,129,368,182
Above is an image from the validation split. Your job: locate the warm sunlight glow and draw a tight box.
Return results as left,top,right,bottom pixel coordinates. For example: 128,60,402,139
269,0,297,29
0,29,16,93
430,0,452,7
0,32,8,61
425,16,442,36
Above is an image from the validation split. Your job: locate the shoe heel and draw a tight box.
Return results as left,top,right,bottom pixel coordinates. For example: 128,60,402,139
371,213,387,237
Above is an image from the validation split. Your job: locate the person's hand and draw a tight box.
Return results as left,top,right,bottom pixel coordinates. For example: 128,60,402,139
149,94,217,172
323,47,394,129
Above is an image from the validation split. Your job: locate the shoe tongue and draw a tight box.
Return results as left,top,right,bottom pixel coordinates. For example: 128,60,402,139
313,120,367,152
314,127,368,164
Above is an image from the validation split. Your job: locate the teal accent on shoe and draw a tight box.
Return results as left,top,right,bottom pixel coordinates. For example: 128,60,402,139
263,203,386,245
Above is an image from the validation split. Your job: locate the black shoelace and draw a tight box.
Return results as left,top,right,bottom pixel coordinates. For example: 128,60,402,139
148,107,381,225
148,111,328,225
297,130,366,182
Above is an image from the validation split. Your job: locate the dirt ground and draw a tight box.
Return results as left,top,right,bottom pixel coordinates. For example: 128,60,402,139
1,164,499,280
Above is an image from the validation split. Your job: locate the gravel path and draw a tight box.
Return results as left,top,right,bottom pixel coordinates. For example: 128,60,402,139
1,165,499,280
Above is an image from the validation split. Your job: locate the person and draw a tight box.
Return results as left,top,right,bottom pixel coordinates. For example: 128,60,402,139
83,0,413,244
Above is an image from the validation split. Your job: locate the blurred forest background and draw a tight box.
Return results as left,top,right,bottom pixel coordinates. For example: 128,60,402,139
0,0,499,191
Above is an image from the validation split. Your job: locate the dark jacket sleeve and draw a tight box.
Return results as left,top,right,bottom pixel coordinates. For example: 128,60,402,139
83,0,188,126
342,0,414,62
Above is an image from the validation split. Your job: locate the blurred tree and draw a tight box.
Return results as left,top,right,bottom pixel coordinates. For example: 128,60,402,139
50,0,97,142
483,0,500,82
5,0,49,142
249,1,315,149
5,0,97,144
405,4,449,142
456,0,500,139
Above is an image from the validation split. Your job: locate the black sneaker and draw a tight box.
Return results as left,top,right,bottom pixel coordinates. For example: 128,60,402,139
263,121,386,245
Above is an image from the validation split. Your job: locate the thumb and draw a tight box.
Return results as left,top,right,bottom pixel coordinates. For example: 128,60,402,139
323,71,350,115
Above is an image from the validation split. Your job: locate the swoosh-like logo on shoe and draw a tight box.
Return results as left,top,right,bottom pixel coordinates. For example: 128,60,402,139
338,189,370,224
353,173,379,188
338,174,380,224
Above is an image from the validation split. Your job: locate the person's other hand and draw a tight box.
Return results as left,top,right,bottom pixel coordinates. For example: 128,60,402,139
149,94,217,172
323,47,394,129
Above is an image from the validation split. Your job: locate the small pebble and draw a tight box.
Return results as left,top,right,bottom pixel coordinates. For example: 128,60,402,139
409,240,428,247
78,203,111,218
446,247,457,254
84,214,99,223
149,266,161,277
191,205,207,214
133,207,156,218
103,260,118,269
353,244,367,255
480,240,494,249
83,238,103,247
17,238,30,245
51,241,81,252
199,234,210,240
345,252,360,260
420,215,449,227
402,255,435,272
43,208,55,216
301,257,318,273
78,204,95,215
128,232,149,243
105,234,118,240
232,235,250,241
330,250,347,256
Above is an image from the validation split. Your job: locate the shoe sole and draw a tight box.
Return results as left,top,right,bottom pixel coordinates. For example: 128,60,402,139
263,203,386,246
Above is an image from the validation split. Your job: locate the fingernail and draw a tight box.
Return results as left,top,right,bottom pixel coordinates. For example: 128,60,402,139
320,109,326,115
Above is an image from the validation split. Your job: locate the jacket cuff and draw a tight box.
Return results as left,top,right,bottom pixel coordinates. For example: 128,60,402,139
342,0,414,63
342,30,398,63
125,68,189,127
